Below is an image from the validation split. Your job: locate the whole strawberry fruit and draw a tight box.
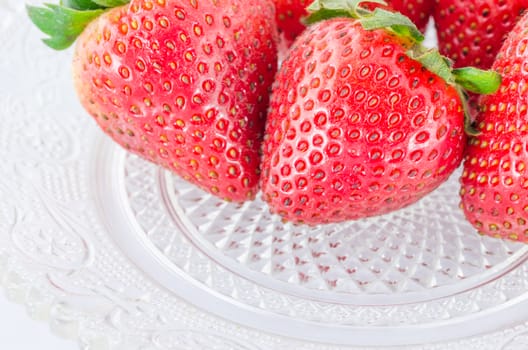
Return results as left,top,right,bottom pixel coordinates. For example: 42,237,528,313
460,12,528,243
28,0,278,202
260,0,500,225
434,0,527,69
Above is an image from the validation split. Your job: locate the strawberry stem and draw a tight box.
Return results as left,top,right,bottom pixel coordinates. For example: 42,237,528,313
458,87,481,136
27,0,130,50
452,67,502,95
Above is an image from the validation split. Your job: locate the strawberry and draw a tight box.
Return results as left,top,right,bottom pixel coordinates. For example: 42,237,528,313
434,0,528,69
27,0,278,202
274,0,311,44
273,0,311,62
260,0,500,225
274,0,433,49
460,11,528,243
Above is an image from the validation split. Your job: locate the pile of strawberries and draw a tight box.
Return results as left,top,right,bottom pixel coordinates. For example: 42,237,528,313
28,0,528,243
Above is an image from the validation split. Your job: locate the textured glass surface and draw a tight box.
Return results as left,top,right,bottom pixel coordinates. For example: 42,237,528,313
0,2,527,349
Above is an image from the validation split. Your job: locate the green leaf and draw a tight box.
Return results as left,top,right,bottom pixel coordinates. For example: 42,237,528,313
453,67,502,94
307,0,387,20
407,48,454,84
308,0,352,13
27,4,104,50
92,0,129,7
27,0,130,50
359,8,423,43
305,9,350,25
306,1,423,44
60,0,104,10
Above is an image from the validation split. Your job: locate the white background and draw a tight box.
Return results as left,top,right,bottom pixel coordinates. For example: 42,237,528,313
0,295,76,349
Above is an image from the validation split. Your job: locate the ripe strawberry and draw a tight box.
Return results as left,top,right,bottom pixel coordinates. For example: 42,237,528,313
28,0,278,202
260,0,500,225
274,0,311,44
434,0,527,69
460,12,528,243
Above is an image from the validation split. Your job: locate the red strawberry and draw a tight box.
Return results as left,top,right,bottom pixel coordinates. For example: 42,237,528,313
28,0,278,202
260,0,500,225
274,0,311,43
273,0,311,62
434,0,527,69
460,12,528,243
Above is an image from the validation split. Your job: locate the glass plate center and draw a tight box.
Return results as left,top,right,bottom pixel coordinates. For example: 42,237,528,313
158,159,526,305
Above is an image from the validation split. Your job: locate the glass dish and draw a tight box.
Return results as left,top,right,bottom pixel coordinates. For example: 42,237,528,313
1,2,527,349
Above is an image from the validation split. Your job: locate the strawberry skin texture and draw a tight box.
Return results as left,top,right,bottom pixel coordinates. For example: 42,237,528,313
460,12,528,243
434,0,527,69
261,18,466,225
273,0,310,43
73,0,278,202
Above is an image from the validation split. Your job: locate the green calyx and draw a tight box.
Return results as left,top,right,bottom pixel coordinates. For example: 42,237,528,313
27,0,130,50
407,46,502,95
407,47,501,136
306,0,502,135
307,0,424,42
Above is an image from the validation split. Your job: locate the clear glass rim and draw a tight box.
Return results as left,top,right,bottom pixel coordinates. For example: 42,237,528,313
93,136,528,346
